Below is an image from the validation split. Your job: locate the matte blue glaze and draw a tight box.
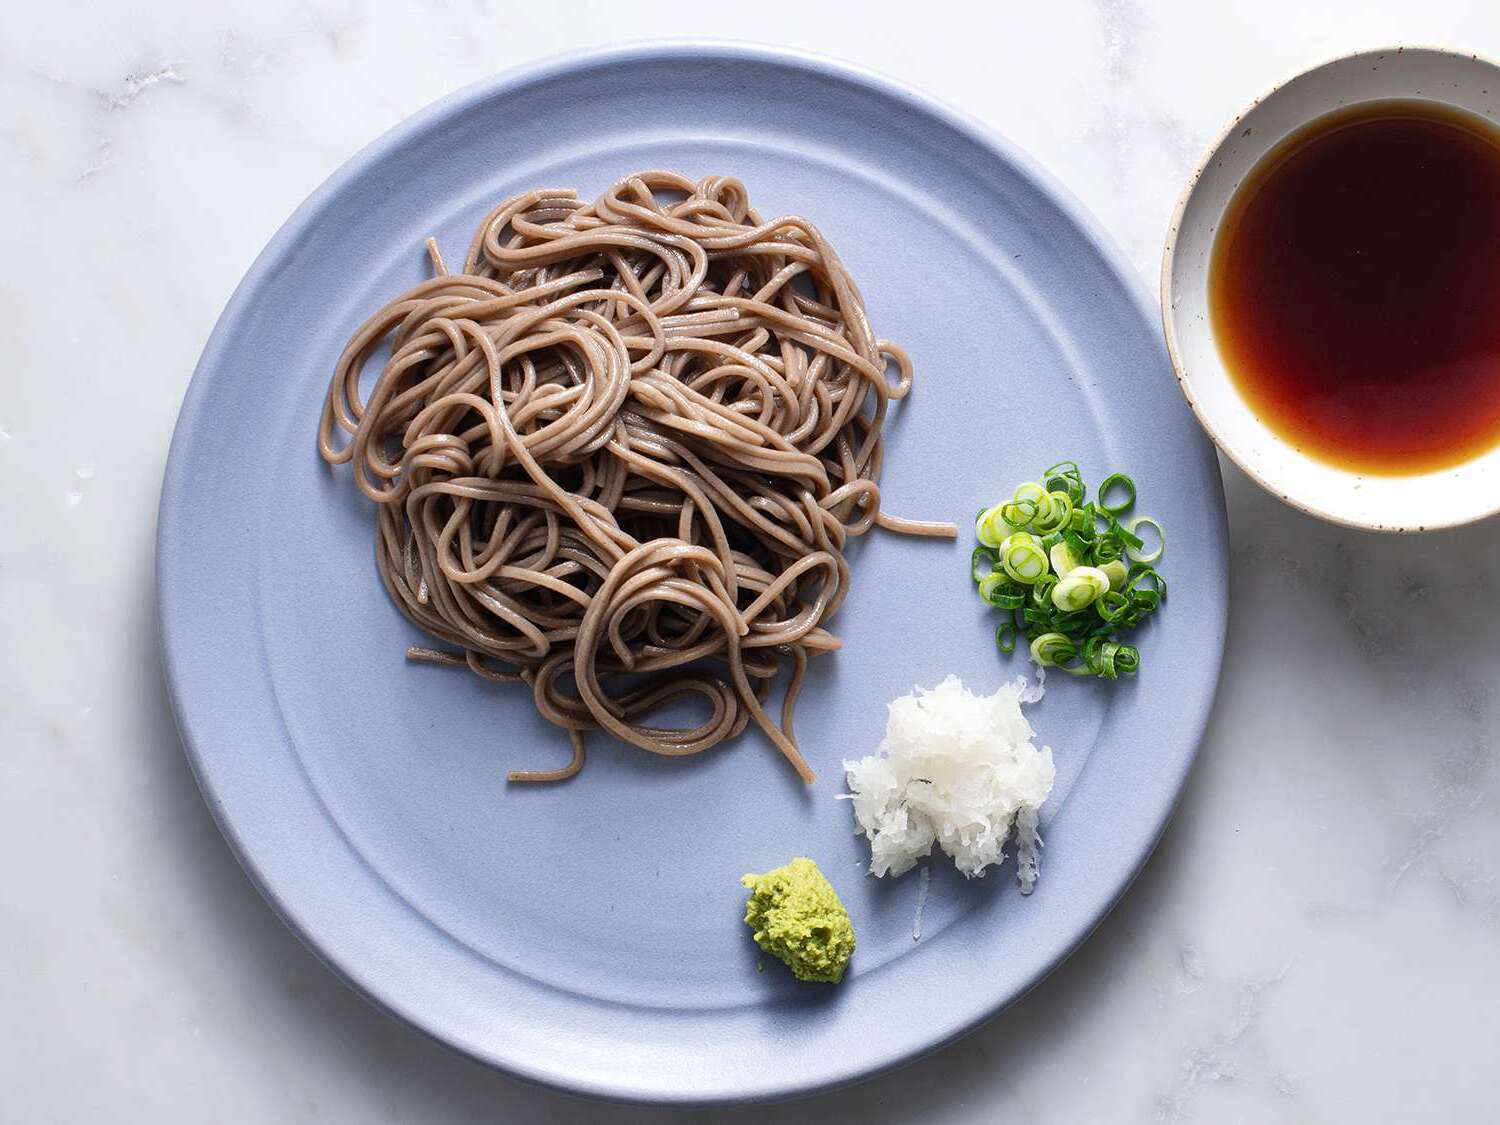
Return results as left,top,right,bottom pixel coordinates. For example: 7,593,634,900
157,42,1227,1105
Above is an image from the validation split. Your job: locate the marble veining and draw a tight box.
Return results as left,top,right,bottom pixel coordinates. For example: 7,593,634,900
6,1,1500,1121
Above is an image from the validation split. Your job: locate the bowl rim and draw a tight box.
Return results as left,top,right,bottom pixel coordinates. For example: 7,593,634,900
1160,43,1500,534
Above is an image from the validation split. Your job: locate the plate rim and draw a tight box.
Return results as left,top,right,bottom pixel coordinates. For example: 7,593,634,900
157,38,1229,1105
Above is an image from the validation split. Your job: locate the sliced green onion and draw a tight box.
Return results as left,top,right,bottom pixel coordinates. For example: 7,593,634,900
972,461,1163,679
1000,533,1049,584
974,505,1011,548
1127,562,1166,595
1029,631,1076,666
1001,498,1038,527
1020,605,1052,631
1092,536,1123,563
1112,520,1145,551
1051,610,1093,632
1051,566,1110,612
972,545,999,583
1031,572,1059,607
976,571,1008,604
979,574,1027,609
1042,461,1086,504
1082,636,1138,679
1012,481,1048,508
1049,540,1082,578
1033,490,1074,534
1003,483,1050,531
996,621,1018,654
1126,516,1164,563
1095,589,1131,623
1098,473,1136,514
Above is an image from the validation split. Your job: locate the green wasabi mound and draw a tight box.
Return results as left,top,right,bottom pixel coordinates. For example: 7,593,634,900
740,857,855,984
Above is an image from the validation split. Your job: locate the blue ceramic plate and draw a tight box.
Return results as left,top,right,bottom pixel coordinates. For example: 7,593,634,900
158,43,1227,1105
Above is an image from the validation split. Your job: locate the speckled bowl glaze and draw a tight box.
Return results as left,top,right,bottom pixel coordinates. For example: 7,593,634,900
1163,46,1500,532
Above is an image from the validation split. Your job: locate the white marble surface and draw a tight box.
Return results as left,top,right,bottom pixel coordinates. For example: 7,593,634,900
6,1,1500,1120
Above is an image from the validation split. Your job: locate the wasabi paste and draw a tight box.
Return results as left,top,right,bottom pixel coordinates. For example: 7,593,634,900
740,857,855,983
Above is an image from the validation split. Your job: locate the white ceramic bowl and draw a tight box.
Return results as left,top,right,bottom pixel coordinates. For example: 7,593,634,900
1163,46,1500,532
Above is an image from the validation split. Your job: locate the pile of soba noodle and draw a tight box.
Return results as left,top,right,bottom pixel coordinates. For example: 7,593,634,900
319,171,953,784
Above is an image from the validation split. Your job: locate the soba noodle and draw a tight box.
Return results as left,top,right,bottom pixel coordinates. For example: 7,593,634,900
318,171,954,784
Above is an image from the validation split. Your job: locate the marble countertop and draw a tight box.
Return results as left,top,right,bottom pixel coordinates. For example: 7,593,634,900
7,2,1500,1121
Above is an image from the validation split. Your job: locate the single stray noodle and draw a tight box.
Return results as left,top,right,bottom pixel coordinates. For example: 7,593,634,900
319,171,955,783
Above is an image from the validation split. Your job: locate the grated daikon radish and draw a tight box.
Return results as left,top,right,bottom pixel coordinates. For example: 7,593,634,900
842,674,1055,891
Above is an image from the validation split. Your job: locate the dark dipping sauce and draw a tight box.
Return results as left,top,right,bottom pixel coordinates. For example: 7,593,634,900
1210,99,1500,475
